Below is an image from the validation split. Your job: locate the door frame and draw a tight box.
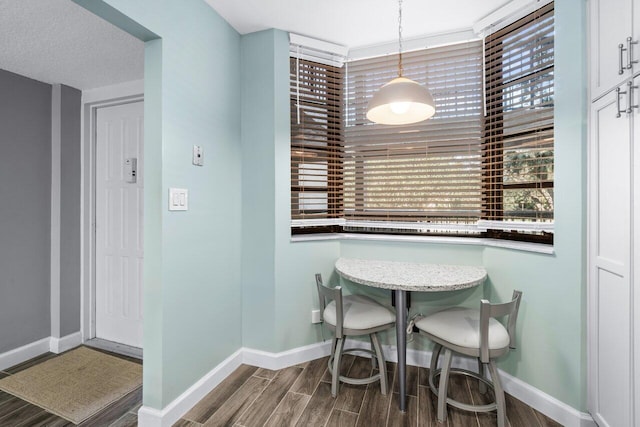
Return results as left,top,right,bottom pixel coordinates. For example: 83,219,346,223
80,80,144,344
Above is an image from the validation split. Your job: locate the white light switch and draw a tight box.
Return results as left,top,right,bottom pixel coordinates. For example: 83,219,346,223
192,145,204,166
169,188,188,211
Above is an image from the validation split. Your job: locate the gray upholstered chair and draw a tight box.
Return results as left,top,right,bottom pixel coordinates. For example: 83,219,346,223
315,273,395,397
414,290,523,427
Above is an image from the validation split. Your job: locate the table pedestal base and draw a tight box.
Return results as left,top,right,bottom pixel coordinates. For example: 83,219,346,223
395,289,407,412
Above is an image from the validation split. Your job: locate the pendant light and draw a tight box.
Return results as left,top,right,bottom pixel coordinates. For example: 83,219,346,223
366,0,435,125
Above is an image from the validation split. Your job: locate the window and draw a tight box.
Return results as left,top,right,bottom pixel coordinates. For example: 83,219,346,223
482,3,554,243
289,2,554,244
343,42,483,235
289,44,344,231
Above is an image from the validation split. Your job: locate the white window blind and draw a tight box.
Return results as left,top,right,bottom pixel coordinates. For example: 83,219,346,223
343,41,484,233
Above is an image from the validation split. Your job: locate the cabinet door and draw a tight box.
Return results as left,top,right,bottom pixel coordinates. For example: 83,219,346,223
590,0,633,99
634,75,640,427
588,87,633,427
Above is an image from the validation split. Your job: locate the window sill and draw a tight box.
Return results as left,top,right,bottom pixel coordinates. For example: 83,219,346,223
290,233,555,255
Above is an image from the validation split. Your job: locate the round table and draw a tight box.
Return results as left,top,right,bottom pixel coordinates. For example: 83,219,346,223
335,257,487,411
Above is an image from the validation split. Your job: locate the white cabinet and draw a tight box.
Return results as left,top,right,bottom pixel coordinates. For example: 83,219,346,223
588,82,634,427
633,75,640,427
589,2,640,422
590,0,636,99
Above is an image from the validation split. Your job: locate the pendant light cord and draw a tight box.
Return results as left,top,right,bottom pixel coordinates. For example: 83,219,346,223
296,45,301,125
398,0,403,77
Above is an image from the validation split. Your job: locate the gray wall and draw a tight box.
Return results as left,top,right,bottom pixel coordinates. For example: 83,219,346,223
0,69,52,353
59,84,81,336
0,71,82,354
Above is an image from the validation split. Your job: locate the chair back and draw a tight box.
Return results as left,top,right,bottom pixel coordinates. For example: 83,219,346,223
479,290,522,362
315,274,344,337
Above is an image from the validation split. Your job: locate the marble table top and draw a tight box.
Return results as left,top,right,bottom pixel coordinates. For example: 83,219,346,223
335,257,487,292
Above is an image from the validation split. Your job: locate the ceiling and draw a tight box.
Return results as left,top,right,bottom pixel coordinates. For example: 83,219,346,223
0,0,513,91
204,0,513,48
0,0,143,90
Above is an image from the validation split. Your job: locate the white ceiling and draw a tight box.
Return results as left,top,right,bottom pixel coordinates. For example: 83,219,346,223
204,0,514,48
0,0,514,91
0,0,144,90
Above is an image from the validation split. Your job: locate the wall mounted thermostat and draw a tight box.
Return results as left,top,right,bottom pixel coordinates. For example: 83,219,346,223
192,145,204,166
169,188,188,211
125,158,137,183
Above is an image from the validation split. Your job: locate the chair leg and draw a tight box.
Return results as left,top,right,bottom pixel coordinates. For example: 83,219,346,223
488,360,507,427
369,334,378,370
370,333,388,395
429,343,442,392
437,348,453,423
477,358,487,394
331,338,344,397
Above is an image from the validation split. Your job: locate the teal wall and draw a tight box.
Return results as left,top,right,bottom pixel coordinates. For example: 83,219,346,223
76,0,243,409
482,0,587,410
240,30,278,351
241,29,341,351
241,30,277,351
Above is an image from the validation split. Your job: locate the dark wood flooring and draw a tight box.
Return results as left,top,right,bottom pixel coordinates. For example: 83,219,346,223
175,356,563,427
0,347,142,426
0,350,564,427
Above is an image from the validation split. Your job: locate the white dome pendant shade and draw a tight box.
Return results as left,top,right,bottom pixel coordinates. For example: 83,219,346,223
365,0,436,126
366,76,435,125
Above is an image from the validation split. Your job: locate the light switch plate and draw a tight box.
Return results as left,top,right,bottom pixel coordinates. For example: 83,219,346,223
192,145,204,166
124,158,137,183
169,188,188,211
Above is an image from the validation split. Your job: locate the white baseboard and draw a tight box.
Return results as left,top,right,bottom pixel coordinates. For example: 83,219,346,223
50,332,83,354
498,369,596,427
137,340,594,427
580,414,599,427
0,337,50,371
0,332,84,372
242,341,332,370
136,343,331,427
137,349,243,427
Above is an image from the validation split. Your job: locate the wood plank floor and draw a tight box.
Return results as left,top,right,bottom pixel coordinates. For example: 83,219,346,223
176,356,563,427
0,350,565,427
0,347,142,426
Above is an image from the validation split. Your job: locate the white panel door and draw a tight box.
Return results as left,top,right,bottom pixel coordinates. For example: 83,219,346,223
590,0,633,99
589,88,632,427
95,101,144,348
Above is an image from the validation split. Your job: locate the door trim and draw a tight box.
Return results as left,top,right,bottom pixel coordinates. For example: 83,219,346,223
80,80,143,345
